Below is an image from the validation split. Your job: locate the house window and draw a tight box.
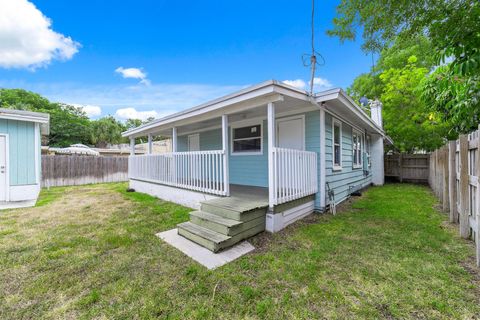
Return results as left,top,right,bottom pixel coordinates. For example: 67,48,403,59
232,123,262,154
352,130,363,168
332,119,342,170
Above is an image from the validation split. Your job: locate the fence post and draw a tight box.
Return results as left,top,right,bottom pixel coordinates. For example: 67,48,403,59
459,135,470,238
398,153,403,183
476,127,480,266
442,146,449,212
448,141,457,223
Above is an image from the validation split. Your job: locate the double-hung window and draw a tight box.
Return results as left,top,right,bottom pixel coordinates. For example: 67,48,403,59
332,119,342,170
352,130,363,168
232,123,262,155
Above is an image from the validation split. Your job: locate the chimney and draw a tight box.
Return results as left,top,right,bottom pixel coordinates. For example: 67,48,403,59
369,99,383,128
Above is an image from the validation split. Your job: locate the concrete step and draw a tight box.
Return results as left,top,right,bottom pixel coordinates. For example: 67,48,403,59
190,211,266,236
200,202,267,221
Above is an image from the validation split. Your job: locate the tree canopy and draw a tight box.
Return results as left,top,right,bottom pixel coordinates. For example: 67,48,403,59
0,88,153,147
330,0,480,150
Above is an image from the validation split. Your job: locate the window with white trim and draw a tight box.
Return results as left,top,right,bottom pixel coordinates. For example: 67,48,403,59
352,130,363,168
232,123,262,154
332,120,342,170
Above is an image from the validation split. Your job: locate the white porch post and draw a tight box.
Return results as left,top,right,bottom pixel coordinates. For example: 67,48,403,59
172,127,177,152
222,115,230,196
319,107,326,210
172,127,178,185
147,134,153,154
129,137,135,156
268,102,276,209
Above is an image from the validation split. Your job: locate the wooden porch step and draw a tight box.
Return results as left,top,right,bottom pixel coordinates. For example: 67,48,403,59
177,220,265,253
200,202,268,221
190,211,266,236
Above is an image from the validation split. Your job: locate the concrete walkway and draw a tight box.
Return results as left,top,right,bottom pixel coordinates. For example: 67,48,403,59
157,228,255,269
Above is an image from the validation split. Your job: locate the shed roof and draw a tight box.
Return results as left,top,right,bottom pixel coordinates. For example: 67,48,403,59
0,108,50,135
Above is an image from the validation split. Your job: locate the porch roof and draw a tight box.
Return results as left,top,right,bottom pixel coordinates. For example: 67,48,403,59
121,80,388,139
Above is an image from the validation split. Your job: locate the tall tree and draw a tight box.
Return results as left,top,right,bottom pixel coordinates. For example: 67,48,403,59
329,0,480,133
91,116,126,148
0,89,92,147
347,36,435,102
380,56,451,152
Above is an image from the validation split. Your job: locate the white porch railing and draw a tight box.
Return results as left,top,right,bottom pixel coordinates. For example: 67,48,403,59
272,147,318,205
129,150,228,196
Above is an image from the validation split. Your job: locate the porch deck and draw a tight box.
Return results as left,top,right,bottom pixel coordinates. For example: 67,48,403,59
204,184,269,212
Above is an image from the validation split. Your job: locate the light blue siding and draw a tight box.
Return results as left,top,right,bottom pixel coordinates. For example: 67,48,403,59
304,111,322,210
325,114,372,205
0,119,37,186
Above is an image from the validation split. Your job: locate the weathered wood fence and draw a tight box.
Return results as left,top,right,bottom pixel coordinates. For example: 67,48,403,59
429,127,480,266
384,154,429,183
41,155,128,187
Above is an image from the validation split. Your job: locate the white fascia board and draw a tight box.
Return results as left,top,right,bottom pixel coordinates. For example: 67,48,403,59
122,81,306,138
315,89,388,138
0,109,50,124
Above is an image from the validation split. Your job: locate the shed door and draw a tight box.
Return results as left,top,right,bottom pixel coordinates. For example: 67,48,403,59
277,117,305,150
0,136,7,201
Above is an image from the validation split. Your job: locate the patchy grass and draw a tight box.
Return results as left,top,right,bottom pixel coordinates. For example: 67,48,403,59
0,183,479,319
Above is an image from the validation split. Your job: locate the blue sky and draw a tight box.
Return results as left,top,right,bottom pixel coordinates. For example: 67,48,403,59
0,0,373,120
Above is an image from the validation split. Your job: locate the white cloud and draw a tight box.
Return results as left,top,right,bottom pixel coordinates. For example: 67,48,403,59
71,104,102,117
310,77,333,91
0,80,248,121
0,0,80,70
115,107,158,121
282,79,306,89
283,77,333,92
115,67,151,85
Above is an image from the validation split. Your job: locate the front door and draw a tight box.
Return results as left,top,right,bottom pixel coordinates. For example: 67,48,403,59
277,116,304,150
188,134,200,151
0,136,7,202
187,134,200,181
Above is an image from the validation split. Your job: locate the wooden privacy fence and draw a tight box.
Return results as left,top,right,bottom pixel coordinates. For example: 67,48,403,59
384,153,429,183
41,155,128,187
429,127,480,266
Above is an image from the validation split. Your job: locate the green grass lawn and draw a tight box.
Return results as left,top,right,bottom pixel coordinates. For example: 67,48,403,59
1,183,479,319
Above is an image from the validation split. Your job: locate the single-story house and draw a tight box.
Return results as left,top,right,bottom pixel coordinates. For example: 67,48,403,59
0,108,49,209
122,80,390,252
